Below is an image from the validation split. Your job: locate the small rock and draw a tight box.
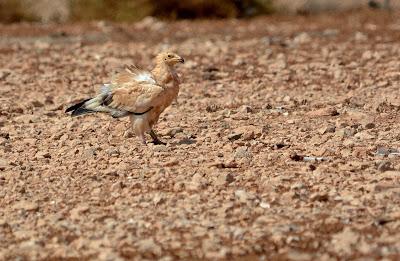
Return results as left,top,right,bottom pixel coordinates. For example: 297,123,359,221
375,147,398,156
0,137,7,146
374,217,392,226
259,202,270,209
239,105,253,113
70,204,89,220
363,122,376,129
234,190,250,203
283,95,291,102
215,173,235,186
203,71,218,81
110,181,124,191
376,161,393,172
354,131,375,140
204,248,229,259
228,133,242,141
210,161,238,169
178,138,196,145
318,125,336,134
355,31,367,41
307,107,339,117
173,181,185,192
293,32,311,44
290,153,304,161
13,201,39,211
31,100,44,108
35,151,51,159
287,251,313,261
206,104,220,113
15,115,40,124
34,40,50,49
322,29,339,37
153,193,165,205
234,146,252,159
291,183,305,189
153,146,169,152
377,81,388,88
164,159,179,167
23,138,37,145
0,158,8,171
165,127,183,137
136,238,162,257
274,143,289,150
336,127,356,138
331,227,359,254
123,130,134,138
0,219,7,226
345,110,368,121
362,50,373,60
310,193,329,202
235,189,254,203
45,96,54,104
374,182,399,192
233,58,245,66
0,69,11,81
303,156,326,162
106,147,120,156
333,68,344,80
242,131,255,141
233,125,260,141
84,148,97,158
187,173,207,191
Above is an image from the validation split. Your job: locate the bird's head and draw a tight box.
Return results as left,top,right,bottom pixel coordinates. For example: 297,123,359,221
157,52,185,67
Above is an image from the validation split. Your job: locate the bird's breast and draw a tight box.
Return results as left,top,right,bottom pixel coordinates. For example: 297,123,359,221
147,83,179,126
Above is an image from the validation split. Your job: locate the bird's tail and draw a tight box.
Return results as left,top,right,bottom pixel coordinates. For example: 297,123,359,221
65,98,96,117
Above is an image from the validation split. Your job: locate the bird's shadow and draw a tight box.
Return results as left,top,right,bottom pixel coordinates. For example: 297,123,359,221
168,138,197,147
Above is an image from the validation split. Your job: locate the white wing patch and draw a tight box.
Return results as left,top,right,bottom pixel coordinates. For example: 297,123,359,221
124,64,157,85
134,72,156,84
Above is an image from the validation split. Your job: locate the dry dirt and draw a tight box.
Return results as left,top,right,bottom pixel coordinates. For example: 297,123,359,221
1,10,400,261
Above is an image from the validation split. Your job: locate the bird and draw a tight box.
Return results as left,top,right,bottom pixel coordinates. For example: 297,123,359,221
65,51,185,145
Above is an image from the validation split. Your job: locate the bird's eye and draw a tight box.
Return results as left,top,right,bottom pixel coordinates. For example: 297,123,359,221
167,55,172,58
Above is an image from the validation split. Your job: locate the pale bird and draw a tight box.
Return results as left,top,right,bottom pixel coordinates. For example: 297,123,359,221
66,52,184,145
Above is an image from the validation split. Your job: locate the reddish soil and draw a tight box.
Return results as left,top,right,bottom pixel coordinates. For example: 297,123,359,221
1,10,400,260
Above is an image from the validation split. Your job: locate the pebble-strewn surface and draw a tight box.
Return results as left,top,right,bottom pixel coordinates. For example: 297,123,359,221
1,10,400,260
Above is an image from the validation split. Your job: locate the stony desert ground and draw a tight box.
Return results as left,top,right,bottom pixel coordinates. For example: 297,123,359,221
1,10,400,260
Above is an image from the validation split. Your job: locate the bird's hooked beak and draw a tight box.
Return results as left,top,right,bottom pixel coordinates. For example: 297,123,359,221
164,54,185,65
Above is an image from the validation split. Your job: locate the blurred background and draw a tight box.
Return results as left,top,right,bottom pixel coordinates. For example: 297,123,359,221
0,0,396,23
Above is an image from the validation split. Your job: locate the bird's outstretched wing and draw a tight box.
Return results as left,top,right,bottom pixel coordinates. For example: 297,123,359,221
111,64,157,86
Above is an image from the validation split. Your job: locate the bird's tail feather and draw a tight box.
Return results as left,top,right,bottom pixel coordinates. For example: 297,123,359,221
71,107,94,117
65,98,95,117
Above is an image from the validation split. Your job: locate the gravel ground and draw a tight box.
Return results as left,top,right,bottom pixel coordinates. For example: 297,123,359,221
1,10,400,261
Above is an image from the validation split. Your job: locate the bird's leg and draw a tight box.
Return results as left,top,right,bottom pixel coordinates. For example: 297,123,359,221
149,129,166,145
141,135,147,145
130,115,147,145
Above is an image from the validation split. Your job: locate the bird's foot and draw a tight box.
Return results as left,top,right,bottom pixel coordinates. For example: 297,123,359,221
149,129,166,145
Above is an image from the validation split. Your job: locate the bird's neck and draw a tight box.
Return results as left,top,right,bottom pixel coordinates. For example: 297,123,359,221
152,63,179,87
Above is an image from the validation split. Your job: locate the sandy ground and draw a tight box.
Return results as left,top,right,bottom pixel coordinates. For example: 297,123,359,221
1,10,400,261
